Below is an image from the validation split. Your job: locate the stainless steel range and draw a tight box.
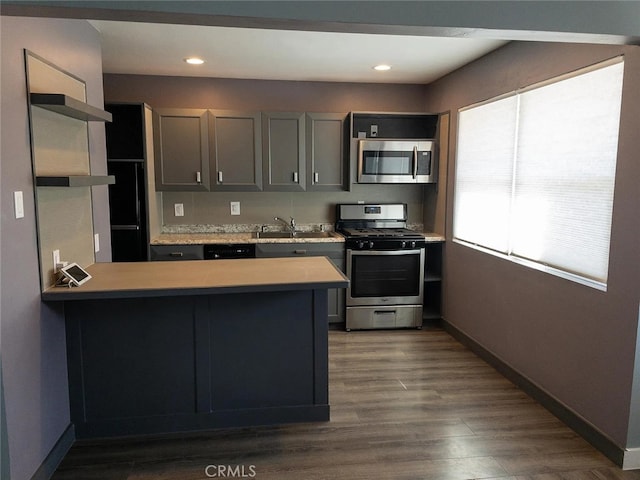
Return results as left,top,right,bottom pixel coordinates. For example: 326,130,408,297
336,203,426,331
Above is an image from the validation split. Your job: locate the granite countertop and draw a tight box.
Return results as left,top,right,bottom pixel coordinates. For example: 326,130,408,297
42,257,349,301
151,231,445,245
151,232,345,245
422,232,446,243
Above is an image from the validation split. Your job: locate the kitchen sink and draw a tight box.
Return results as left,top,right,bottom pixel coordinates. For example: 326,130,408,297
253,231,335,239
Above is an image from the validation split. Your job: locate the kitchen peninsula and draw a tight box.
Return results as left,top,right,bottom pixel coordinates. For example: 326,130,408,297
42,257,348,439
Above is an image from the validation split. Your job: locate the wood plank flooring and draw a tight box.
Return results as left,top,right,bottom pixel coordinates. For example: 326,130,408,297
51,328,640,480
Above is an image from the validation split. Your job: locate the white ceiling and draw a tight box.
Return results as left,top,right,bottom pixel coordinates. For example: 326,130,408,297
89,20,508,84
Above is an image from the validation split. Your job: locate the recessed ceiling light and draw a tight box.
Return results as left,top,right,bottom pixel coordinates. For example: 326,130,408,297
373,64,392,71
184,57,205,65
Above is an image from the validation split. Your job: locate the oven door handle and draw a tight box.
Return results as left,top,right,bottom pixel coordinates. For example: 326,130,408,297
412,145,418,179
347,248,424,256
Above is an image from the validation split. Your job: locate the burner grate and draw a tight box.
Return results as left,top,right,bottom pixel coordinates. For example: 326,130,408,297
340,227,423,239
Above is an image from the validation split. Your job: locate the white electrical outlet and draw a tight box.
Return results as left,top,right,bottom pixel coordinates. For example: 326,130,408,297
53,249,60,273
94,233,100,253
174,203,184,217
230,201,241,216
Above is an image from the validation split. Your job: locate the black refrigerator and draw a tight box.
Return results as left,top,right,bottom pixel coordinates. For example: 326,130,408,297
105,104,149,262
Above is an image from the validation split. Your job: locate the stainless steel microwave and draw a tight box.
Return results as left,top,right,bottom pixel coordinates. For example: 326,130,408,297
357,139,437,184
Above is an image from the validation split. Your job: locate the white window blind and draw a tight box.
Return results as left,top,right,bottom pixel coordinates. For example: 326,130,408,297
454,95,517,253
454,59,624,288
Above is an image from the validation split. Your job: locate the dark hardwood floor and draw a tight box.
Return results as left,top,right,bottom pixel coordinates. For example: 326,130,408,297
52,328,640,479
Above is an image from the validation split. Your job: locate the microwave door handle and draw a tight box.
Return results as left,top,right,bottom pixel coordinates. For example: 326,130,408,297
413,145,418,179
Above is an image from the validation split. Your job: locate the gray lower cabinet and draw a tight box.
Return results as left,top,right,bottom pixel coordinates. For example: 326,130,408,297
210,110,262,191
150,244,204,261
306,113,347,191
153,108,210,191
262,112,306,191
255,243,345,324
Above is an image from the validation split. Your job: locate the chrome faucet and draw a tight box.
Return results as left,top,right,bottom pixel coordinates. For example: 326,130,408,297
274,216,296,233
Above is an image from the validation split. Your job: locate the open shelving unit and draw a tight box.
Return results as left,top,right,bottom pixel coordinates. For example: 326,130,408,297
423,242,444,322
25,50,113,290
30,93,114,188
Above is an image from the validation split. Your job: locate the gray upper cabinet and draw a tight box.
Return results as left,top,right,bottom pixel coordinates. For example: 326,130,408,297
153,108,210,191
152,108,346,192
210,110,262,191
305,113,346,191
262,112,306,192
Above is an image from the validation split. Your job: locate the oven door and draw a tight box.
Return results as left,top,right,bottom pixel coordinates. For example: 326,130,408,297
346,248,425,306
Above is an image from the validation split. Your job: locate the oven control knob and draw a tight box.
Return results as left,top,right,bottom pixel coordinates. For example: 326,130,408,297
368,241,374,249
410,241,416,249
401,241,406,248
358,241,365,249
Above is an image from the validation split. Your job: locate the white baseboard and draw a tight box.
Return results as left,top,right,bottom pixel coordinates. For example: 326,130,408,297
623,448,640,470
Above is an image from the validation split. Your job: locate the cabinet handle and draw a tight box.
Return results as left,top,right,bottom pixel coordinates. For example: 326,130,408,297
218,171,223,183
196,171,202,183
170,252,184,257
314,172,319,183
374,310,396,317
294,249,307,255
293,172,299,183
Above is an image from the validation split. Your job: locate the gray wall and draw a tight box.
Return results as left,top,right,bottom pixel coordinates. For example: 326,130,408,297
103,75,432,228
423,41,640,448
0,15,109,479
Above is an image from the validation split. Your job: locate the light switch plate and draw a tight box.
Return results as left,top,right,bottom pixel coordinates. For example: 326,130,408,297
230,201,240,216
94,233,100,253
174,203,184,217
53,249,60,273
14,191,24,219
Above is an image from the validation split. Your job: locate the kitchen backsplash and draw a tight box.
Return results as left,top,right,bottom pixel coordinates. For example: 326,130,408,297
161,223,334,234
161,222,425,234
160,185,427,229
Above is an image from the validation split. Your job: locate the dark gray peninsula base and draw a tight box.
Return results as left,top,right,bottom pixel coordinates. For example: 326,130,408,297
42,258,348,439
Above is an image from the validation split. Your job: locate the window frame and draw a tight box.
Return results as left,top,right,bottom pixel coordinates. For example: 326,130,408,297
452,56,625,292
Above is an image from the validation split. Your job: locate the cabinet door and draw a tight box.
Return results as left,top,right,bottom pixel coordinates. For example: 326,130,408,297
153,108,210,191
306,113,347,191
262,112,305,191
149,244,204,261
210,110,262,191
327,257,346,324
255,242,346,324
